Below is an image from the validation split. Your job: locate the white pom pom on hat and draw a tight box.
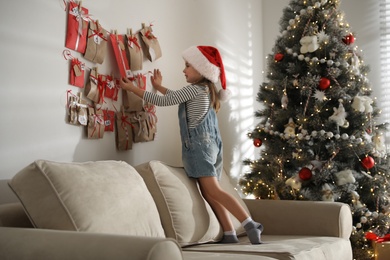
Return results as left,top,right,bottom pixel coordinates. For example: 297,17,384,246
182,46,231,101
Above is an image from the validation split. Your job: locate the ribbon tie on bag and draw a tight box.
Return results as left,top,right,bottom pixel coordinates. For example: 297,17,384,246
144,104,158,129
133,114,146,137
97,75,105,104
90,113,104,138
127,35,141,50
72,58,84,73
365,232,390,243
69,5,90,50
66,89,79,108
69,2,90,35
144,29,157,40
90,74,99,85
121,115,134,129
121,115,134,150
89,29,107,42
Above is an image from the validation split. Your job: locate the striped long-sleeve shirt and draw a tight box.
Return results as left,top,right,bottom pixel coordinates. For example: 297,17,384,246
143,84,210,128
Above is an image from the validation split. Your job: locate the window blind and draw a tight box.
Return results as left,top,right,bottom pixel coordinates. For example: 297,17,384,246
380,0,390,143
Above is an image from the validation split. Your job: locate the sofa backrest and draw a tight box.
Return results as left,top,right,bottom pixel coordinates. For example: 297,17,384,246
0,180,18,205
7,160,166,238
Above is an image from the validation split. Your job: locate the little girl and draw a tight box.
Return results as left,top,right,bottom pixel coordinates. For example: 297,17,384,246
120,45,263,244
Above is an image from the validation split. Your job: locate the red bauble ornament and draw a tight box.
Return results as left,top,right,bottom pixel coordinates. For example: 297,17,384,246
343,33,355,45
253,138,262,147
299,167,312,181
274,53,284,62
361,156,375,169
319,77,331,90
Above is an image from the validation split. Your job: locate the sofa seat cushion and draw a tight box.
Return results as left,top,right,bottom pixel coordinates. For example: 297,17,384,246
183,235,352,260
9,160,165,238
182,251,278,260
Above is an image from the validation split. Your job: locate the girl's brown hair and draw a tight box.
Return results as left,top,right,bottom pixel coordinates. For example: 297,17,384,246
199,79,221,113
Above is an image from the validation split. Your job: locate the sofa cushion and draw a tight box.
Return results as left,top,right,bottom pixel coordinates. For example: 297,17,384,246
136,160,223,246
8,160,165,238
135,161,250,246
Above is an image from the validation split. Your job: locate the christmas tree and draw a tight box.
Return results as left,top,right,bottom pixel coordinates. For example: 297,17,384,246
240,0,390,259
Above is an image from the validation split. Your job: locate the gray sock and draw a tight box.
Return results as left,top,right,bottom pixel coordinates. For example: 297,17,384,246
244,221,263,244
220,234,239,243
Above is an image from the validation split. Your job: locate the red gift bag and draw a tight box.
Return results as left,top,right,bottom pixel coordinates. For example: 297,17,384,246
103,109,115,132
65,1,89,53
103,75,119,101
110,32,132,78
69,58,85,88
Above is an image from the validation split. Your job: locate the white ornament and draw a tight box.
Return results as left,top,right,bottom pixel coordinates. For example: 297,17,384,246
314,89,327,101
329,101,348,127
334,169,356,186
350,53,360,75
326,132,334,138
372,131,386,157
300,36,319,54
286,175,301,190
281,92,288,109
321,183,334,202
351,96,373,113
284,118,297,138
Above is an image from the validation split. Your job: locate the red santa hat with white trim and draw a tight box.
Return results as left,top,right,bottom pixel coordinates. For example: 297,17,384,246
182,46,231,101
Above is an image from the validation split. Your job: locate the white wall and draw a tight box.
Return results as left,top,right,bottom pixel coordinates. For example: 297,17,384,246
0,0,383,181
0,0,263,179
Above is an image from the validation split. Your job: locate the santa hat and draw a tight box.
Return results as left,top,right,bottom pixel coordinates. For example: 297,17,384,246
182,46,231,101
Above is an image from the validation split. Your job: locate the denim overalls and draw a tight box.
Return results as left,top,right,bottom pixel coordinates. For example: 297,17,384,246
178,96,223,180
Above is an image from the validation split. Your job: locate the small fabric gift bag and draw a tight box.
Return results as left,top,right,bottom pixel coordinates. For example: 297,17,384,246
103,75,119,101
87,107,105,139
103,109,115,132
122,74,146,112
85,67,104,104
65,1,89,53
110,32,132,78
69,58,85,88
144,103,158,141
125,30,143,71
67,91,88,126
115,110,134,150
84,20,108,64
140,24,162,62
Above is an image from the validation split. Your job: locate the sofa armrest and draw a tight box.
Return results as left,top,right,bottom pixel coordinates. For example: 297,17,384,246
0,227,183,260
243,199,352,239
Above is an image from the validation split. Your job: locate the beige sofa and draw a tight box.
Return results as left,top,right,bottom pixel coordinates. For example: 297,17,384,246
0,160,353,260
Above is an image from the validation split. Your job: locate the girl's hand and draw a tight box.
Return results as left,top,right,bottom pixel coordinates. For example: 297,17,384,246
151,69,162,88
119,77,135,91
